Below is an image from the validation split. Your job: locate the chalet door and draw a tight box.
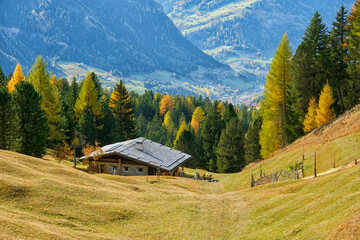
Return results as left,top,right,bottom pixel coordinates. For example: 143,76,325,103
113,166,117,175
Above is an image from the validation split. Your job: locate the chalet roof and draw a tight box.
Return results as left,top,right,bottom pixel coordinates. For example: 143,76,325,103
80,137,192,172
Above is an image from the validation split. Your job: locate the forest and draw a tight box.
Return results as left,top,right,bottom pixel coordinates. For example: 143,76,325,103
1,3,360,173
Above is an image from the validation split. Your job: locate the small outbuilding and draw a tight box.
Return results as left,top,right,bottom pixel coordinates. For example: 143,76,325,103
79,137,192,176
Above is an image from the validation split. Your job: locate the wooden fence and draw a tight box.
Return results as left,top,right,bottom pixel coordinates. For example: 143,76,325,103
251,162,304,187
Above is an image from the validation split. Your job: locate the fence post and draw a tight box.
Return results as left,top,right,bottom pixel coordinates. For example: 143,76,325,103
314,152,317,178
333,151,336,169
251,171,255,188
293,163,296,179
356,140,358,165
302,160,305,178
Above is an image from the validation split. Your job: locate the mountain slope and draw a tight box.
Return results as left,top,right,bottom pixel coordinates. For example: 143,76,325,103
0,0,224,76
158,0,355,80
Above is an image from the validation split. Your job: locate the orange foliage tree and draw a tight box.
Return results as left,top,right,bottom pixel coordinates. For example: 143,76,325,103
159,94,175,116
7,63,25,92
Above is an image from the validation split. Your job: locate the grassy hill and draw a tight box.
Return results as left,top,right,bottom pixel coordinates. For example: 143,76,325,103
2,107,360,239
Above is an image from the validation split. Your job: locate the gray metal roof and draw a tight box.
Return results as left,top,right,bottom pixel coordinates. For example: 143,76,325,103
80,137,192,171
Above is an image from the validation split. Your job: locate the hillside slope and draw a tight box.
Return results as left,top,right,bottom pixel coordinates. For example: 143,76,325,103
158,0,354,81
2,100,360,240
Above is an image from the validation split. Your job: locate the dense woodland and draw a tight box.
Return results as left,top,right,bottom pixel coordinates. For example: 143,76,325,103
0,57,260,173
1,2,360,173
260,3,360,159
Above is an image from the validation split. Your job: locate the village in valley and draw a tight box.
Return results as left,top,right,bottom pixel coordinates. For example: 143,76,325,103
1,0,360,239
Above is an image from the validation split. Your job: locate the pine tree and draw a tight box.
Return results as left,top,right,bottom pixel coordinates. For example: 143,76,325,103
216,118,245,173
75,72,101,119
245,114,262,164
174,130,197,167
12,82,48,157
159,94,175,116
63,76,79,143
303,97,318,133
201,100,225,171
329,5,348,114
98,96,117,146
260,33,292,158
78,107,97,145
136,113,148,137
174,120,189,146
191,106,205,135
0,85,13,149
0,66,5,87
223,103,237,125
145,114,167,145
289,12,330,130
7,63,25,92
110,80,136,141
316,83,336,127
27,56,64,143
345,1,360,109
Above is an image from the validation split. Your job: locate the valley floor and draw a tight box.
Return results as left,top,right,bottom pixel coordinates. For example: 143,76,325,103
0,149,360,240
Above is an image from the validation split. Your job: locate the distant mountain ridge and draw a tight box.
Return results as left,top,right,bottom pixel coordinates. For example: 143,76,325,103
157,0,355,80
0,0,225,76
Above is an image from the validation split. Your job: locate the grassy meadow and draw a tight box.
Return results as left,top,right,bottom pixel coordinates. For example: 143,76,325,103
1,107,360,239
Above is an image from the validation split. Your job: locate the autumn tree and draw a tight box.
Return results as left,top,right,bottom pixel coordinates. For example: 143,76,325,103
303,97,318,133
191,106,205,135
174,120,189,146
316,83,336,127
163,111,175,134
110,80,136,141
159,94,175,116
7,63,25,92
75,72,101,119
260,33,292,158
27,56,64,143
12,82,48,157
53,141,74,163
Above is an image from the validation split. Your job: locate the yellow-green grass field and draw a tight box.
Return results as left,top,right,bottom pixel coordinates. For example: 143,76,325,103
1,107,360,239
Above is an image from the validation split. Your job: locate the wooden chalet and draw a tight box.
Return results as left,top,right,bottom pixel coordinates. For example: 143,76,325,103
79,137,192,176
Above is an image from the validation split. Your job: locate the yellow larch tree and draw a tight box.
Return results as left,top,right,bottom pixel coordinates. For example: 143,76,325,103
303,97,318,133
316,82,336,127
259,33,292,158
163,111,175,133
174,120,189,146
75,72,101,119
7,63,25,92
159,94,175,116
191,106,205,135
217,102,225,116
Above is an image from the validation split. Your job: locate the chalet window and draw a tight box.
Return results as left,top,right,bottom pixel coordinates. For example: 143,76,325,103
99,165,104,173
138,167,143,172
124,166,129,172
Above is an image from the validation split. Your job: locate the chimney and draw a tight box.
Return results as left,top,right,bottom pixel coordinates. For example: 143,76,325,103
135,139,144,151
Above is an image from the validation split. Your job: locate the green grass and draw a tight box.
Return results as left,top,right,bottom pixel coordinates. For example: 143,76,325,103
1,108,360,239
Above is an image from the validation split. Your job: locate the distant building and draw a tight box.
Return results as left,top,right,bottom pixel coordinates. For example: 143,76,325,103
79,137,192,176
